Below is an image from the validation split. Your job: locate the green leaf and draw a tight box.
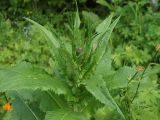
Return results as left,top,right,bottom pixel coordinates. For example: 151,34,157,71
3,91,42,120
94,16,120,64
39,91,68,111
95,50,112,76
45,109,87,120
0,62,70,95
105,66,136,89
85,75,125,119
74,10,81,30
24,17,60,49
96,14,113,34
90,14,113,50
57,48,79,80
82,16,120,78
17,90,68,111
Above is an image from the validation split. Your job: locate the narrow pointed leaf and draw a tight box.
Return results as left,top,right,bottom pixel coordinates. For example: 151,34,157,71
95,16,120,64
90,14,113,51
24,18,60,49
96,14,113,34
74,3,81,29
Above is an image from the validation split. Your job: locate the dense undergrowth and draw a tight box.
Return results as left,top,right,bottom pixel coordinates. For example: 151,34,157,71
0,0,160,120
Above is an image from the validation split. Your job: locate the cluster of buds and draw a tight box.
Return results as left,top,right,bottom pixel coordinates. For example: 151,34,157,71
136,65,144,72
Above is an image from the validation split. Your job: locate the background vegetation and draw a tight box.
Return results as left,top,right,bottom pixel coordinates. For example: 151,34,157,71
0,0,159,120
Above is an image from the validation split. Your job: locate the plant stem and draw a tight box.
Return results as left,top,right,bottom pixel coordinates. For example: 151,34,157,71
131,51,158,103
127,72,138,85
3,92,9,103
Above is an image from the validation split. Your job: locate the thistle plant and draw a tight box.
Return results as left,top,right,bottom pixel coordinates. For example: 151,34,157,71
0,10,126,120
0,8,160,119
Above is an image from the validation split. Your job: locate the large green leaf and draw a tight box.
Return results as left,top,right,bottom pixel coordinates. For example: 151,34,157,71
105,66,136,89
2,90,70,120
84,75,125,119
45,109,87,120
0,62,70,95
95,50,112,76
16,90,68,111
2,91,43,120
38,91,68,111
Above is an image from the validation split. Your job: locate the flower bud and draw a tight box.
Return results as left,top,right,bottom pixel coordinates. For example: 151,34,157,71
155,44,160,51
136,65,144,72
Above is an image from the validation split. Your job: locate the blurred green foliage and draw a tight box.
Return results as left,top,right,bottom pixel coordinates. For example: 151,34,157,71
0,0,159,67
0,0,160,120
